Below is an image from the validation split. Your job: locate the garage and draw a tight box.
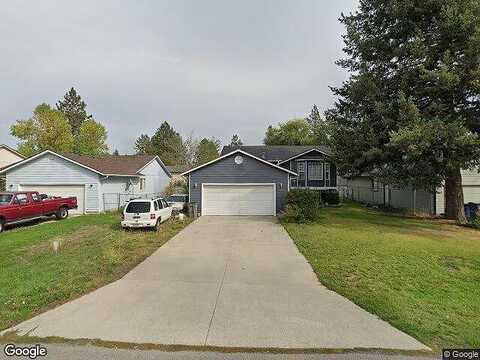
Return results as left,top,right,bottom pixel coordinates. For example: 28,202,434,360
202,184,275,216
19,185,85,215
183,149,297,216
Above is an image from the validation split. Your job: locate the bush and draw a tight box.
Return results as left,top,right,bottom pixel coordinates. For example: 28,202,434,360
321,190,340,205
284,189,322,223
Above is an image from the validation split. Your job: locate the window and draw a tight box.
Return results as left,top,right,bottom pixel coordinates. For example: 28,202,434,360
162,200,169,208
154,201,158,211
297,162,305,180
0,194,13,205
125,201,151,213
15,194,28,205
139,178,146,191
157,200,163,209
31,193,41,202
325,162,330,186
308,162,323,180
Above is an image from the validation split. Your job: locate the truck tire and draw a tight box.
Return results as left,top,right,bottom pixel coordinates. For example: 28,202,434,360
55,207,69,220
0,219,4,233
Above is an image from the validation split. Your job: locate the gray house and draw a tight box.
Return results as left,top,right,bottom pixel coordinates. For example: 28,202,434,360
183,145,339,216
0,150,171,214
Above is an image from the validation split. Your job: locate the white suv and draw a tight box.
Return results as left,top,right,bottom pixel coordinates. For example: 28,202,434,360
121,197,172,230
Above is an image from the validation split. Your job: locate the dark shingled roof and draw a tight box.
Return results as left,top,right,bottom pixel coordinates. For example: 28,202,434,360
61,153,158,175
220,145,332,161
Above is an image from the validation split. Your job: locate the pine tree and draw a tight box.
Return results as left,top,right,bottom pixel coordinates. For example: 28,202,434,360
229,134,243,147
306,104,331,145
56,87,91,135
327,0,480,223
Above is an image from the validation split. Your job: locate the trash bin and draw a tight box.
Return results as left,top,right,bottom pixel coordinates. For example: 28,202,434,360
465,202,479,219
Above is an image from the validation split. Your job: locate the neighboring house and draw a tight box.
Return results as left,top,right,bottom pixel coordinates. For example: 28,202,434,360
0,144,25,191
183,145,340,216
166,165,190,183
0,150,171,214
346,168,480,216
0,144,25,169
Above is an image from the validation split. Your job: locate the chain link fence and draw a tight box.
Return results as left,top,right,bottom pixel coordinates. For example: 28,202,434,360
103,192,164,212
341,185,435,216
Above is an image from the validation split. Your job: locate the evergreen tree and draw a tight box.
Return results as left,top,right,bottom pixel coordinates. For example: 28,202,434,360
134,134,153,155
196,137,221,165
56,87,91,135
327,0,480,223
150,122,186,165
113,149,120,156
229,134,243,147
306,104,331,145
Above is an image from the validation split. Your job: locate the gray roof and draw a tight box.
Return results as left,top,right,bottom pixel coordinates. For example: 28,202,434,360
220,145,332,161
166,164,191,174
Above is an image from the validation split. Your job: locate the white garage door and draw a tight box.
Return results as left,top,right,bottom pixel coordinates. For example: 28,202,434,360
19,185,85,215
202,184,275,216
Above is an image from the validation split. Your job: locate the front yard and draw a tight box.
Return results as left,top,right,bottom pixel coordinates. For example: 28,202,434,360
0,214,191,331
282,202,480,350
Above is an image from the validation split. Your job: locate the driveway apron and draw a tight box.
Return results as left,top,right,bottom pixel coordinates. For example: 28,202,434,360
3,216,429,350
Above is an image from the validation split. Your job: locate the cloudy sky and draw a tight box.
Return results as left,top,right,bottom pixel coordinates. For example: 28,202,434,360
0,0,358,153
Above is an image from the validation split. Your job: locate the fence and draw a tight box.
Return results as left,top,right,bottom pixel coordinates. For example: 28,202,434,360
103,192,164,212
341,185,435,216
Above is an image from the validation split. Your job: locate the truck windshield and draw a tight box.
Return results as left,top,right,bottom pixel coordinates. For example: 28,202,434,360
0,194,13,205
125,201,151,213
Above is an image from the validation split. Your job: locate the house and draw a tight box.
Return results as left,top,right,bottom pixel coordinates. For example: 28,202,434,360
0,150,171,214
0,144,25,169
346,168,480,216
183,145,340,216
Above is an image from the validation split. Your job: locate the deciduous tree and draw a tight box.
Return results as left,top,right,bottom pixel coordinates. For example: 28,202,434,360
196,137,220,166
264,118,315,146
74,119,109,156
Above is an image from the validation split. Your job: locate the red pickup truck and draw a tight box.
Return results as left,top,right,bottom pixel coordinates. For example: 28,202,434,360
0,191,78,232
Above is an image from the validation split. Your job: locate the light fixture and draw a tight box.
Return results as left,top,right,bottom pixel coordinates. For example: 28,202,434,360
194,183,198,189
234,155,243,165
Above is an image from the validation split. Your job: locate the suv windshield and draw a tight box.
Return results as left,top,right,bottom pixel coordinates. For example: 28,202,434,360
125,201,151,213
169,195,187,202
0,194,13,205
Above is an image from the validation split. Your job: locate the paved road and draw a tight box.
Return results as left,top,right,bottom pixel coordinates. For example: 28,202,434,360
0,343,439,360
2,217,429,350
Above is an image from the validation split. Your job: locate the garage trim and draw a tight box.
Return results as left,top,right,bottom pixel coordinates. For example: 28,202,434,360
18,183,87,214
201,183,276,216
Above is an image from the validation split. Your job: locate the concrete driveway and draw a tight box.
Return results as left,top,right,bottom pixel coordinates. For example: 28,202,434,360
3,217,429,350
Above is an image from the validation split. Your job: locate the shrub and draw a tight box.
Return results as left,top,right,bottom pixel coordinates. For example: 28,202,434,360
321,190,340,205
284,189,322,223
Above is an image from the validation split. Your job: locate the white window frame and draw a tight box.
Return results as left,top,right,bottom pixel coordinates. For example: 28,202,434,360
297,162,306,180
308,162,323,181
325,162,330,186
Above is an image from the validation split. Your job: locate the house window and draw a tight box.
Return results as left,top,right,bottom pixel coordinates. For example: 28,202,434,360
325,162,330,186
308,162,323,180
297,162,305,180
139,178,146,191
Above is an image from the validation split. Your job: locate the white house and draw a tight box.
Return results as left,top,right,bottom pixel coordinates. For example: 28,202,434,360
0,150,171,214
0,144,25,169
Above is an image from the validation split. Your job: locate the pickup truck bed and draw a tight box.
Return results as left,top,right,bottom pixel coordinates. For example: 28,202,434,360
0,191,78,232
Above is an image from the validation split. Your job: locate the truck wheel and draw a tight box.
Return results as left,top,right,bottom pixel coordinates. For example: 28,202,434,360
0,219,4,233
154,218,161,231
56,207,69,220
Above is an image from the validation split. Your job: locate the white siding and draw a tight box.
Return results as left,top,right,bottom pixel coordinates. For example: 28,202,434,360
5,153,101,212
136,159,171,194
0,148,23,168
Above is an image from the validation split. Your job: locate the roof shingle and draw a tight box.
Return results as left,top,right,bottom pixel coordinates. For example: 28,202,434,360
220,145,331,161
61,153,157,175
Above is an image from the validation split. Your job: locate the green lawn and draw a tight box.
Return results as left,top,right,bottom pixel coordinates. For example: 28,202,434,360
282,202,480,350
0,214,191,331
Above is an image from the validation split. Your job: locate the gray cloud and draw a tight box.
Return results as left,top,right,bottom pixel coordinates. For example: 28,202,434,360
0,0,358,153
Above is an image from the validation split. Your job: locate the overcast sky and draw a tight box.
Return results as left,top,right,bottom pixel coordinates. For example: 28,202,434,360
0,0,358,153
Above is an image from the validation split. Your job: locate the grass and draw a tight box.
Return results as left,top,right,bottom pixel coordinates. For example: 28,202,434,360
282,202,480,350
0,213,191,331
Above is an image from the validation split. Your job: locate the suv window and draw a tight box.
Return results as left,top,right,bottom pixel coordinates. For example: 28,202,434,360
157,200,163,209
162,200,169,208
125,201,151,213
154,201,158,211
15,194,28,205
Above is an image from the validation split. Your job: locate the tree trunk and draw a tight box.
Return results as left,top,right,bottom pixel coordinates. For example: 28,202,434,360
444,167,467,224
